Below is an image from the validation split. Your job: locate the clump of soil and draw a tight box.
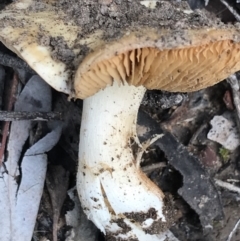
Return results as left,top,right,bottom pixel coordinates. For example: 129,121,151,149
48,36,75,71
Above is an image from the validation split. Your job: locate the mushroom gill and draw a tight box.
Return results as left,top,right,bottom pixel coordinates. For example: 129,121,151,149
75,40,240,99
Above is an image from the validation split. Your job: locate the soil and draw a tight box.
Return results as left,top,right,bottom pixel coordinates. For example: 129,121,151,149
52,0,223,39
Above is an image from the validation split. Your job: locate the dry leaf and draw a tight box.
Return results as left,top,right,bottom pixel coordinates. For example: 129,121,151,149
0,75,62,241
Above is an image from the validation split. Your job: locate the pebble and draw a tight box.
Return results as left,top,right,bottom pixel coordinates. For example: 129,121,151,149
207,115,240,151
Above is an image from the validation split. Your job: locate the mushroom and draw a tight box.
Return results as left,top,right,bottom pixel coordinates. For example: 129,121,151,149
1,0,240,240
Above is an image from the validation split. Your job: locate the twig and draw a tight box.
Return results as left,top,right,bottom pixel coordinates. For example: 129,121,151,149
215,178,240,194
142,162,166,173
219,0,240,21
227,179,240,183
0,52,35,74
227,74,240,130
0,72,19,166
226,218,240,241
0,111,63,121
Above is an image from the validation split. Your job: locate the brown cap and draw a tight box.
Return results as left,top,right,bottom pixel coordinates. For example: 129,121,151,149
1,0,240,98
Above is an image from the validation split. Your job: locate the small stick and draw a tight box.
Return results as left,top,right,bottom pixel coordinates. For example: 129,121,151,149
227,179,240,183
142,162,166,173
227,74,240,130
226,218,240,241
214,178,240,194
219,0,240,21
0,72,19,166
0,111,63,121
3,72,19,113
0,52,35,74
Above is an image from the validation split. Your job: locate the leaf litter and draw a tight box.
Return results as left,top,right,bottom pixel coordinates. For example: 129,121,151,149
1,1,240,241
0,75,62,241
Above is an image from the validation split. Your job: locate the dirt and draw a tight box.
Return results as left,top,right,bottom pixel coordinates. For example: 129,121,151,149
49,37,75,67
105,235,138,241
146,194,178,235
52,0,223,40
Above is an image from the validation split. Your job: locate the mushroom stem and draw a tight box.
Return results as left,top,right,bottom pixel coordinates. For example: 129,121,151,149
77,81,175,240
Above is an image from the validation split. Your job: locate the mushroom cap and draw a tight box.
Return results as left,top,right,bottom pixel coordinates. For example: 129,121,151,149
1,0,240,98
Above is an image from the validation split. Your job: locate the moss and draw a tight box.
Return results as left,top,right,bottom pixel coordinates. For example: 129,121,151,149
219,147,230,163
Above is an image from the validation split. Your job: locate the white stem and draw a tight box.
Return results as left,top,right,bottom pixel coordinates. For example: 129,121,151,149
77,82,177,241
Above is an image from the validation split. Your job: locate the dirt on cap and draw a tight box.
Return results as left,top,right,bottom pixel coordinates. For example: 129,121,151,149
52,0,224,40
